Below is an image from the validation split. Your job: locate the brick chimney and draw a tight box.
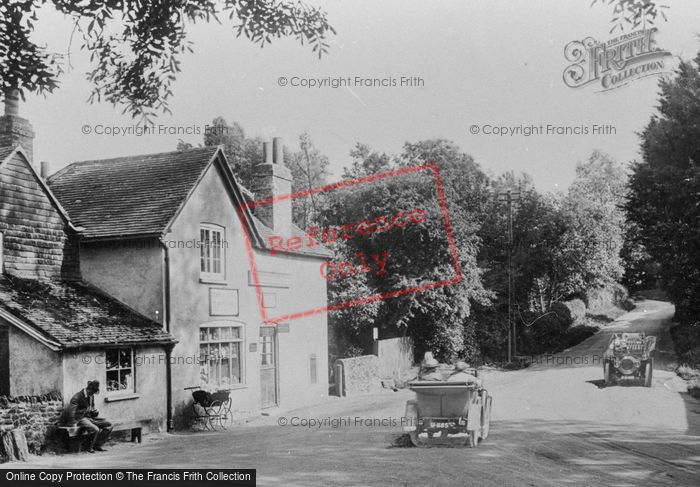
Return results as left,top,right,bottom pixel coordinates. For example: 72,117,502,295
252,137,293,237
0,89,34,163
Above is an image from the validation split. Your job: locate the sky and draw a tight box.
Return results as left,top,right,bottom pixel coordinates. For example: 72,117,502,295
22,0,700,191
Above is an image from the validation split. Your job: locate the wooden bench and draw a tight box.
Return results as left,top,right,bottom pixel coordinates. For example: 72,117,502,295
58,419,152,452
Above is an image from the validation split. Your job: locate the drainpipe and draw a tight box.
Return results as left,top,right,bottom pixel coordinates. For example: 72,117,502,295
161,241,174,431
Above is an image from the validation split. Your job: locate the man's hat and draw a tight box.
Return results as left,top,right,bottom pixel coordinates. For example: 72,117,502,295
422,356,439,370
454,361,469,372
86,380,100,393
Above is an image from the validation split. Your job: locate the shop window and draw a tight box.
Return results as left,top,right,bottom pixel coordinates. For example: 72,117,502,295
199,323,244,388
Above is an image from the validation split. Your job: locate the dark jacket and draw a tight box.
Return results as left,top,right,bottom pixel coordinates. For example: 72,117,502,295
65,389,95,425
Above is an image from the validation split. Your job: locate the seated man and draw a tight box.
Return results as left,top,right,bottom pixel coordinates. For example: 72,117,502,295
65,380,113,453
418,355,443,381
447,361,482,387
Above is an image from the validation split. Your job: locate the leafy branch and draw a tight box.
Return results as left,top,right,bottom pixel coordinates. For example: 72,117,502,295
591,0,669,33
0,0,335,120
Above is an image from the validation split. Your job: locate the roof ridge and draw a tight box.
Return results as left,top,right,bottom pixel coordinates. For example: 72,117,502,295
67,145,219,167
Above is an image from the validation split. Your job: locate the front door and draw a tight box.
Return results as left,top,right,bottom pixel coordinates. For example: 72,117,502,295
260,326,278,408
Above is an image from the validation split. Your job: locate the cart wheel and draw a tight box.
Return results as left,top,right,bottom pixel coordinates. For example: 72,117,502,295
217,401,233,430
644,359,653,388
480,392,492,441
604,361,613,386
207,400,223,431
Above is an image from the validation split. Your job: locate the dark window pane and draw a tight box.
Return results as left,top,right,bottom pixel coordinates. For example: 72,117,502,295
119,349,131,368
106,350,118,370
106,370,120,391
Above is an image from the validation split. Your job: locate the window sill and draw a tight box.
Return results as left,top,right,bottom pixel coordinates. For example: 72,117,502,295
104,393,140,403
200,277,227,285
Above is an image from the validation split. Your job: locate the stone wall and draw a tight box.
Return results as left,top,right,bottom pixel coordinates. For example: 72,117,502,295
335,355,381,397
0,392,63,456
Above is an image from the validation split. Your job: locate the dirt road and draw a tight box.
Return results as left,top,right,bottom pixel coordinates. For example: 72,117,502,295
15,299,700,486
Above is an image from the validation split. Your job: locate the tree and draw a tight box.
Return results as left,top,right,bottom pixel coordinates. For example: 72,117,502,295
178,116,262,189
626,53,700,322
204,116,246,163
560,151,627,293
342,143,392,180
286,132,329,228
0,1,335,118
475,172,571,360
321,139,492,362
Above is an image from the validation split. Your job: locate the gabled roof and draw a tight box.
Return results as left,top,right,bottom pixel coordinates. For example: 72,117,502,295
48,146,332,259
0,146,77,232
48,147,233,240
0,274,176,350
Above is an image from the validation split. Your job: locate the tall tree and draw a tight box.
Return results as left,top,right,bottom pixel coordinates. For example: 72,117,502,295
626,53,700,322
1,1,334,118
561,151,627,293
179,116,262,190
322,139,492,362
286,132,329,228
342,143,392,180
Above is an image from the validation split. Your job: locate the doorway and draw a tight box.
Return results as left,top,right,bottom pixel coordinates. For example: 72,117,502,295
260,326,278,408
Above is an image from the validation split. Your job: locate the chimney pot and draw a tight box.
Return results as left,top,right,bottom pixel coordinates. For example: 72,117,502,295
0,88,34,163
272,137,283,165
3,89,19,117
40,161,50,179
263,141,273,165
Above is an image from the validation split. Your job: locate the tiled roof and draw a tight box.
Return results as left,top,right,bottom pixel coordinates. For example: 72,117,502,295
48,147,220,240
0,275,176,349
48,146,333,259
0,146,14,162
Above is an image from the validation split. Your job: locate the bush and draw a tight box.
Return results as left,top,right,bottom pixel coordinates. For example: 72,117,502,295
519,312,566,354
670,321,700,369
519,315,599,356
585,283,631,313
548,299,586,328
561,324,598,349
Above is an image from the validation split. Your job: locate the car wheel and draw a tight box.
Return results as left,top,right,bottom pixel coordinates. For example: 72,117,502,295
604,361,613,386
644,358,653,388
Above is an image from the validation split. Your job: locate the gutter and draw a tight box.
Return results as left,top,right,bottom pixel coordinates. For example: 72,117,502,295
160,240,174,432
0,308,62,351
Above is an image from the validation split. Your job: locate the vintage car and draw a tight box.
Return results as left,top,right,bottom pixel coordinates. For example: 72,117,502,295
403,368,491,448
603,332,656,387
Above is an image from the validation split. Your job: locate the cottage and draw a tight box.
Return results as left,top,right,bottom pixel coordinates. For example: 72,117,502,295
0,96,177,439
47,139,332,428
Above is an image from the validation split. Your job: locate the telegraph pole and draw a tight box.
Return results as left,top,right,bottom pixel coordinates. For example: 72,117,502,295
507,190,513,363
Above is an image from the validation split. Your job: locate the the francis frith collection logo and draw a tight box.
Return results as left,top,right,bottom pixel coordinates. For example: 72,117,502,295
563,27,671,91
